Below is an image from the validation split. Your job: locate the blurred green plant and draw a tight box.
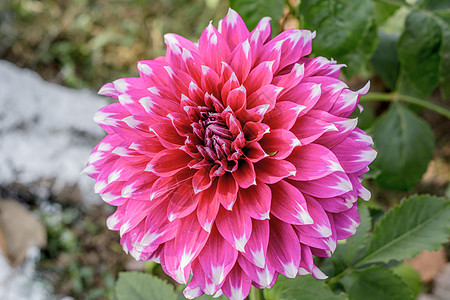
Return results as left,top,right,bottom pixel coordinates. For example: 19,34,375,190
0,0,227,89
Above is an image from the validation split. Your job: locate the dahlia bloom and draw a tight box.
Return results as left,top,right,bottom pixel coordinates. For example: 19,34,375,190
85,9,376,299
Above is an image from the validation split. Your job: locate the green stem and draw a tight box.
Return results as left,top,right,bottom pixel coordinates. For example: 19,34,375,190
361,92,450,119
249,286,265,300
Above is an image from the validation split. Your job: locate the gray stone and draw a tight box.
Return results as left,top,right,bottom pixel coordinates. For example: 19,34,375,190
0,60,108,203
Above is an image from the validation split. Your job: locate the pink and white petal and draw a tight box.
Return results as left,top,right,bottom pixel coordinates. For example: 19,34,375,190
296,194,332,238
164,213,209,284
238,181,271,220
333,203,361,240
287,143,344,181
198,226,238,285
191,262,222,295
93,102,131,135
200,65,220,97
112,77,147,95
264,29,314,72
225,85,247,112
330,82,370,117
192,165,214,194
272,63,305,94
267,217,301,278
332,138,377,173
263,101,306,131
221,264,252,300
243,142,267,163
242,219,269,268
254,158,296,184
290,116,338,146
279,82,321,117
246,84,283,111
242,122,270,143
259,129,301,160
167,181,199,221
198,22,231,74
230,39,252,83
183,278,205,299
136,61,171,87
219,8,250,50
290,171,353,198
249,16,272,54
216,173,238,210
197,182,220,233
98,82,118,99
232,158,256,188
146,149,191,177
270,180,313,225
237,255,276,288
149,120,187,149
244,61,275,95
215,205,252,252
307,110,358,148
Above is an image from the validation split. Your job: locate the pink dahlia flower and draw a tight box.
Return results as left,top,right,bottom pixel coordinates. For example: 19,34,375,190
85,8,376,299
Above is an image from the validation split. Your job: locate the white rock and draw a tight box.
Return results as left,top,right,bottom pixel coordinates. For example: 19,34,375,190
0,60,108,203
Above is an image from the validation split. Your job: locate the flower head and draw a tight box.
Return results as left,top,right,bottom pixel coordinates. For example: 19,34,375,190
85,8,376,299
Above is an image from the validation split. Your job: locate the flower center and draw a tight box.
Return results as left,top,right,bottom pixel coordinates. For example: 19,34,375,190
199,111,233,161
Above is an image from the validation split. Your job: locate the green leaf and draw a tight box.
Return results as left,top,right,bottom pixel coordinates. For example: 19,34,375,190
355,195,450,267
341,266,414,300
115,272,177,300
264,275,346,300
332,204,371,274
299,0,376,75
341,18,378,77
371,103,434,191
397,11,441,97
373,0,405,24
391,264,423,296
229,0,285,31
370,31,400,91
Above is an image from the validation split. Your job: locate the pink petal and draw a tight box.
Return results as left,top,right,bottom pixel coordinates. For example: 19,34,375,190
238,181,271,220
289,171,353,198
242,219,269,268
216,173,239,210
98,82,118,99
332,137,376,173
272,63,305,94
270,180,313,225
230,39,252,83
191,261,222,295
290,115,338,146
237,255,276,288
259,129,301,160
198,226,238,285
219,8,250,50
287,143,344,181
221,264,252,300
246,84,282,111
199,22,231,74
197,182,220,232
146,149,191,177
232,158,256,188
263,101,305,130
333,203,360,239
167,181,199,221
243,122,270,142
244,61,274,95
216,205,252,252
267,217,301,278
164,213,209,284
296,194,332,238
192,165,213,194
254,157,296,184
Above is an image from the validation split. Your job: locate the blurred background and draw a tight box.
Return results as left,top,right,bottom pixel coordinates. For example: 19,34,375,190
0,0,448,300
